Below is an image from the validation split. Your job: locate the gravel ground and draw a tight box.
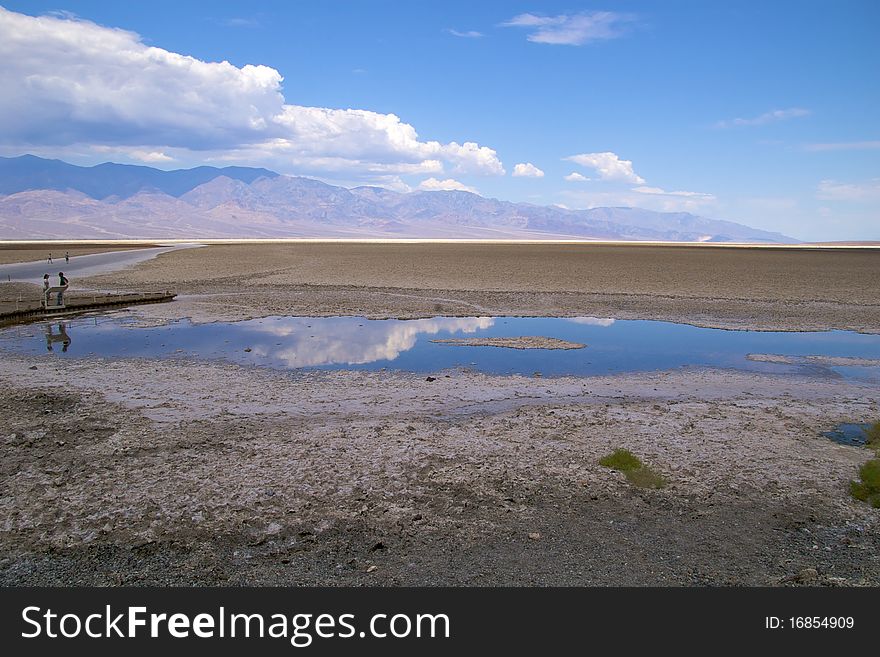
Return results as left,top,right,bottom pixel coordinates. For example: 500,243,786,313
1,242,878,586
1,353,878,586
75,243,880,333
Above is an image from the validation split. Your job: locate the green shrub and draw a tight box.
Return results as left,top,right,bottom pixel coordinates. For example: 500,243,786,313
599,449,642,472
850,480,869,502
850,458,880,508
866,422,880,451
859,459,880,489
599,449,668,489
625,466,668,489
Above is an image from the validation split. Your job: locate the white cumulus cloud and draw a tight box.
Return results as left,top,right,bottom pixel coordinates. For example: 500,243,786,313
501,11,635,45
564,172,589,182
418,178,478,193
564,152,645,184
512,162,544,178
0,7,505,180
130,150,174,163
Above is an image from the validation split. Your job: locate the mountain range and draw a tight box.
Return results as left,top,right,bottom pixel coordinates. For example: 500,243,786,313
0,155,794,242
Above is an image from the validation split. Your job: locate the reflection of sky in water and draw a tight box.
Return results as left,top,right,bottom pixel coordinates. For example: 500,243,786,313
565,317,615,327
822,423,872,446
247,316,494,366
1,314,880,380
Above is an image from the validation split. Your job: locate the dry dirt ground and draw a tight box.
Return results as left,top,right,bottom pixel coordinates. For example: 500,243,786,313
74,242,880,332
0,243,157,266
0,242,879,586
1,354,878,586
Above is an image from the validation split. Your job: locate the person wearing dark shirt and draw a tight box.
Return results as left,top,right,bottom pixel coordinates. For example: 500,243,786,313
57,272,68,305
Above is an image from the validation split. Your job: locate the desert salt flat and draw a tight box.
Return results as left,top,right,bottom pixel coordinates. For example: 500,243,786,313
0,243,203,281
1,242,879,587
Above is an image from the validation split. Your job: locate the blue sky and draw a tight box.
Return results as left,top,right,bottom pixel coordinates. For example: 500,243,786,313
0,1,878,240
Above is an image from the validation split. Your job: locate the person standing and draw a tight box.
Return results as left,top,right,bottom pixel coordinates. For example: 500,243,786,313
47,253,53,264
42,273,50,292
65,251,69,263
57,271,68,306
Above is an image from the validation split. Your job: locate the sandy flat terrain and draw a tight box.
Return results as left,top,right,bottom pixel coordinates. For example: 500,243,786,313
1,241,879,586
69,242,880,332
0,243,158,265
1,353,878,586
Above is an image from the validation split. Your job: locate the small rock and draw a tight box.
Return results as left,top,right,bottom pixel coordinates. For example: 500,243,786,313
366,565,378,573
797,567,819,583
533,372,542,378
425,376,436,382
370,541,386,552
244,347,252,353
528,532,541,540
29,365,38,370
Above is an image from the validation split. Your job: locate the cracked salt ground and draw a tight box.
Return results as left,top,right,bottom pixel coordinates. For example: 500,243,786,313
3,353,880,585
2,314,880,381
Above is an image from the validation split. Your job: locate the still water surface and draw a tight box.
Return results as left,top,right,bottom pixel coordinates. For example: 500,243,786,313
2,314,880,381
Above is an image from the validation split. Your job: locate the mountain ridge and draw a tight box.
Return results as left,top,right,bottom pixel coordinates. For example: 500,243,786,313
0,154,278,200
0,155,796,242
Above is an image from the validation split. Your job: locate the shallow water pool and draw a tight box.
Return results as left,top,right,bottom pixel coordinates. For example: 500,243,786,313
822,423,874,446
3,314,880,381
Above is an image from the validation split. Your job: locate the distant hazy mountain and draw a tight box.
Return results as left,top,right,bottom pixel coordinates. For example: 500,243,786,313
0,155,278,199
0,155,795,242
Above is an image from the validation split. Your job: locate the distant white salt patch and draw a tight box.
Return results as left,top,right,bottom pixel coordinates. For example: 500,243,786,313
747,353,880,367
431,336,586,350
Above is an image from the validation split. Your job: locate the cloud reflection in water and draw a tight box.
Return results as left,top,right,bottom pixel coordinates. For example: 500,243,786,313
566,317,615,327
248,316,495,367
